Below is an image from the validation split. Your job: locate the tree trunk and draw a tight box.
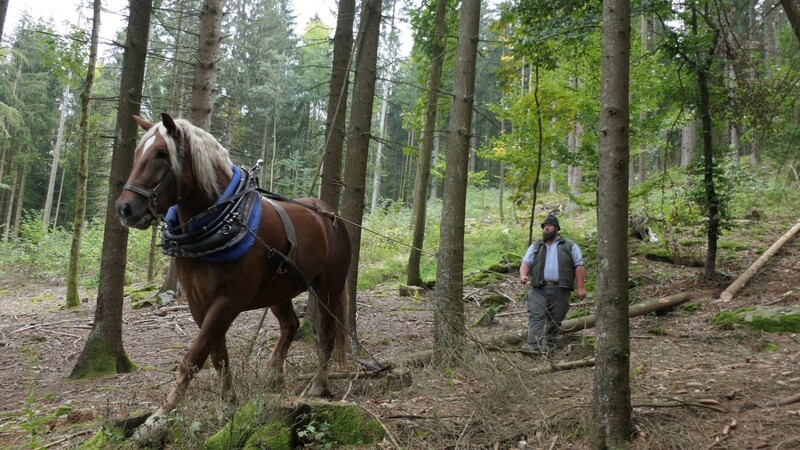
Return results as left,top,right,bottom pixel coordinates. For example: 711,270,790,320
526,64,545,247
12,168,26,239
70,0,151,379
780,0,800,46
370,79,390,212
188,0,224,128
680,121,695,167
65,0,101,309
592,0,632,446
3,170,17,240
44,84,70,232
720,220,800,302
692,5,721,278
319,0,356,211
407,0,448,287
0,0,7,42
168,0,186,116
340,0,383,344
433,0,480,367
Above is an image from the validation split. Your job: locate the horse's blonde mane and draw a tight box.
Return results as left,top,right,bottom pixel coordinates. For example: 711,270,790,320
138,119,233,199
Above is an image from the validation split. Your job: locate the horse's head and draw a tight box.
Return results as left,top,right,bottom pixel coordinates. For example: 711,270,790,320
115,113,186,229
116,113,234,229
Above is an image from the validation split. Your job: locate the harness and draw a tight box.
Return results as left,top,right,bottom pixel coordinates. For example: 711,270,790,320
159,162,311,291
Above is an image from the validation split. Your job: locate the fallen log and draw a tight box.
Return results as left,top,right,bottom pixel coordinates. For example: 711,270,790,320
392,293,692,368
529,357,595,375
719,220,800,302
484,292,692,348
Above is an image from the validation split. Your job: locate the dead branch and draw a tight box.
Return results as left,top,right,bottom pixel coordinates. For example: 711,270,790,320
529,357,595,375
719,220,800,302
776,392,800,407
11,319,87,334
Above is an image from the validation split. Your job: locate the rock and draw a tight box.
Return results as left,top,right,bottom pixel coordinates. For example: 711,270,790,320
398,285,425,298
713,305,800,332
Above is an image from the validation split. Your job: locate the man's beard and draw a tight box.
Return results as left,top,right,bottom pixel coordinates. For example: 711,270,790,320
542,230,557,241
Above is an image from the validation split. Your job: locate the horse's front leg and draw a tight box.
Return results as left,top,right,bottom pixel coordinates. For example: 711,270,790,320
265,300,299,392
134,304,236,443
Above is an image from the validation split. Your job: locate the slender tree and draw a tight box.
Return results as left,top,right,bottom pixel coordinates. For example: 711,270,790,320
65,0,101,308
188,0,224,128
433,0,480,366
407,0,448,287
70,0,152,378
340,0,382,341
0,0,7,42
592,0,632,446
319,0,356,210
43,84,70,231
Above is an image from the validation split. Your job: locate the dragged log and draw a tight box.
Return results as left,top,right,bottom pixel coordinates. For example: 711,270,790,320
484,292,692,348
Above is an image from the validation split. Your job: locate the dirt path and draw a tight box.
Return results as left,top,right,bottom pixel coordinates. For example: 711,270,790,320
1,238,798,449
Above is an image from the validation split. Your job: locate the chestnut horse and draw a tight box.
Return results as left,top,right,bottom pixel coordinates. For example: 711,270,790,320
115,113,350,441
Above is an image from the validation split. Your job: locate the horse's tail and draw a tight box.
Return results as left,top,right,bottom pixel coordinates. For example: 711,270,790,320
312,279,349,366
333,281,350,364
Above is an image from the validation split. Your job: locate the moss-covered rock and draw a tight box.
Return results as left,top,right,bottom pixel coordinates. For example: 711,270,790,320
296,403,385,447
125,284,160,309
243,421,292,449
464,271,506,288
712,306,800,332
204,401,266,450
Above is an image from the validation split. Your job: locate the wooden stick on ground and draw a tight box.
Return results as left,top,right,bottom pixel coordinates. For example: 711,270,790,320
719,220,800,302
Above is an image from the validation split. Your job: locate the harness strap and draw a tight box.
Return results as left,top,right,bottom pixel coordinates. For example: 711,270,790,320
266,248,309,292
267,199,299,262
266,199,307,290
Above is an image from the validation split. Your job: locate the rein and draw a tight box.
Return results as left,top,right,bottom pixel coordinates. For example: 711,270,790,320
122,129,186,220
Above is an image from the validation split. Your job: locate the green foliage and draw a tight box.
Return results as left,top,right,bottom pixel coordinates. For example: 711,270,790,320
0,215,161,289
296,417,333,449
357,187,527,290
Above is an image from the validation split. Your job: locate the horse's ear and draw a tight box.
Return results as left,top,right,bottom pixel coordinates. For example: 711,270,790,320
161,113,179,138
132,115,154,131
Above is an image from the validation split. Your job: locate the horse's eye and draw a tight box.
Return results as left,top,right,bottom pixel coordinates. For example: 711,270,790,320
155,149,169,159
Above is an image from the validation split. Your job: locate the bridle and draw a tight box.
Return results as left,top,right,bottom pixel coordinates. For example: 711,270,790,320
122,128,186,220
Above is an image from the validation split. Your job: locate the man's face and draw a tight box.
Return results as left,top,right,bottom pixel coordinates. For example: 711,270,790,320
542,224,558,241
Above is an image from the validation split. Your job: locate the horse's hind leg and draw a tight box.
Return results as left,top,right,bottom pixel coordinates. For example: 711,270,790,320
265,300,299,392
308,284,346,398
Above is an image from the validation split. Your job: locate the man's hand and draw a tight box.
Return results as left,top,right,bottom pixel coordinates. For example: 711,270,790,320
520,275,530,285
576,287,587,300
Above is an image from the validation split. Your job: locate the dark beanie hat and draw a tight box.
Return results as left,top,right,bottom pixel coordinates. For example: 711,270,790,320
541,214,560,229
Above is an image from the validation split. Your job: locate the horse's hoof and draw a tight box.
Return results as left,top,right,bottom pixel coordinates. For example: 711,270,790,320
266,373,285,393
308,382,332,398
132,413,169,444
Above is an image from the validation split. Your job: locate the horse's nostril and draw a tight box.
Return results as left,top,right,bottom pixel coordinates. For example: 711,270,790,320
117,202,131,219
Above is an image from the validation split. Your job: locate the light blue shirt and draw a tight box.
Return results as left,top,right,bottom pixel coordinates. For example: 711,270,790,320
522,236,584,281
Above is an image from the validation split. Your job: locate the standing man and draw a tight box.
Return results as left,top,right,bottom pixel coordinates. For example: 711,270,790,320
519,215,587,356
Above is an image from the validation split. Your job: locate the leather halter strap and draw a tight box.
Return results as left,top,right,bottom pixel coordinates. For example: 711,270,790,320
123,129,186,219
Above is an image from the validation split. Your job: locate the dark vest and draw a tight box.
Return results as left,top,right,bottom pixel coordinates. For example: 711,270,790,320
529,237,576,289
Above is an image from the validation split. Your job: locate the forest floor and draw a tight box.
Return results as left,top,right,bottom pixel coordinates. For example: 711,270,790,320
0,222,799,449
